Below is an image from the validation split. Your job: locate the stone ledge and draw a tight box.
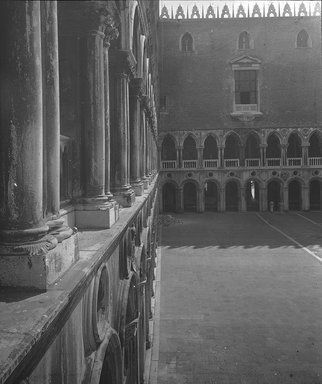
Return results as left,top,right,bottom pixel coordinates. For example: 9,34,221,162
0,177,159,383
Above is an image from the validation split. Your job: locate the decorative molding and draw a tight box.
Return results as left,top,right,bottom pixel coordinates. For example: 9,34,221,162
0,235,57,257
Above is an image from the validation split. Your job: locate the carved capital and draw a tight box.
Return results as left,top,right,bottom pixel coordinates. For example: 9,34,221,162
84,2,117,34
130,78,144,99
111,50,137,78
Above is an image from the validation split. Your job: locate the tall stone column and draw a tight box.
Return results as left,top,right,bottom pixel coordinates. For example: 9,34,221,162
111,50,136,206
176,188,184,213
302,185,309,211
302,144,309,166
283,186,289,211
0,1,56,289
281,144,288,167
141,110,149,189
260,144,267,167
219,187,225,212
76,4,118,227
240,144,245,167
130,78,144,196
259,186,267,211
197,147,204,168
218,146,224,168
240,187,246,212
178,147,183,168
197,187,205,213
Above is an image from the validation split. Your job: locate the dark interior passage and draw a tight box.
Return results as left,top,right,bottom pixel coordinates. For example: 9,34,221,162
184,182,197,211
225,181,239,211
310,180,322,210
246,180,259,211
266,134,281,158
267,180,281,211
203,136,218,159
288,180,302,211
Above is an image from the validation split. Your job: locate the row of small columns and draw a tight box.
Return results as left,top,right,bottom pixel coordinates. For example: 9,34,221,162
160,184,311,212
164,143,310,167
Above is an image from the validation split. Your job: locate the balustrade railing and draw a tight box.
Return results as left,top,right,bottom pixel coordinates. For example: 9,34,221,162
203,159,218,168
224,159,239,168
183,160,198,169
287,158,302,167
245,158,260,167
266,158,281,167
309,157,322,166
161,160,177,169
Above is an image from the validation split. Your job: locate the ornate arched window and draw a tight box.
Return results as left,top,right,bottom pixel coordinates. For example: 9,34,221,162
238,31,250,49
297,29,309,48
181,33,193,52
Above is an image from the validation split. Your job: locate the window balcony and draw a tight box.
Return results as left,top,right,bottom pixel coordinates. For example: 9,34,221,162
161,160,177,169
245,158,260,167
287,158,302,167
203,159,218,168
224,159,239,168
309,157,322,166
183,160,198,169
266,158,281,167
234,104,258,113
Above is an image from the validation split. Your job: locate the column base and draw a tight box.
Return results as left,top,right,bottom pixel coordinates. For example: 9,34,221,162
131,180,144,196
75,199,119,229
0,235,58,290
113,187,136,208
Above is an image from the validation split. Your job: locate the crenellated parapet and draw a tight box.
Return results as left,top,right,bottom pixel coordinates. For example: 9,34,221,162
160,1,321,20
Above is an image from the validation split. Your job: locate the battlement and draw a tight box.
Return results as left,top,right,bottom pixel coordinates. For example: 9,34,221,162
159,1,321,20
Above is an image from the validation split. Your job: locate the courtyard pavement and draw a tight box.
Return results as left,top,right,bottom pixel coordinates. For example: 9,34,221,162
149,212,322,384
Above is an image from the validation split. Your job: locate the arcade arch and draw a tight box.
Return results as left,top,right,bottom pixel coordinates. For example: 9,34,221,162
204,180,219,211
225,180,240,211
183,181,197,211
162,182,177,212
267,179,282,211
310,179,322,210
288,179,302,210
161,136,177,161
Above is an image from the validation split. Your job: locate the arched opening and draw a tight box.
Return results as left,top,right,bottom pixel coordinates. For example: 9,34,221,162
204,181,218,211
310,180,322,210
183,182,197,211
161,136,176,160
181,32,193,52
266,134,281,167
238,31,250,49
288,180,302,211
297,29,309,48
287,133,302,166
267,180,281,211
245,133,260,167
98,333,123,384
203,136,218,159
224,133,240,167
162,183,176,212
225,181,239,211
246,180,259,211
309,132,322,161
182,136,197,160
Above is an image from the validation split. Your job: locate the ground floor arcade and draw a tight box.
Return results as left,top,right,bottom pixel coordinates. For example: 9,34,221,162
160,178,322,213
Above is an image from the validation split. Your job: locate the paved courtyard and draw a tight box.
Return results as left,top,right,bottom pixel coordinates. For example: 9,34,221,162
150,212,322,384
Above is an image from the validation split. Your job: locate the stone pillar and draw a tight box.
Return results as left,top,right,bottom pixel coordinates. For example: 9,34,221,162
130,78,144,196
281,144,288,167
260,145,267,167
111,50,136,207
218,146,224,168
141,111,149,189
259,186,267,212
0,1,57,289
240,145,245,167
76,5,118,228
197,187,205,213
41,1,60,220
197,147,204,168
176,188,184,213
302,185,309,211
178,147,183,168
302,144,309,167
240,187,246,212
219,187,225,212
283,186,289,211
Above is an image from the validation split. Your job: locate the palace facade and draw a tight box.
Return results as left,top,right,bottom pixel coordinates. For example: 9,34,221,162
158,0,322,213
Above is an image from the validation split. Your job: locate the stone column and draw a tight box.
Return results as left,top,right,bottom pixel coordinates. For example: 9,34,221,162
76,5,118,228
281,144,288,167
240,187,246,212
111,50,136,207
219,187,225,212
197,147,204,168
178,147,183,168
218,146,224,168
283,186,289,211
197,187,205,213
0,1,56,289
302,185,309,211
240,144,245,167
259,186,267,211
302,144,309,167
141,110,149,189
260,144,267,167
130,78,144,196
176,188,184,213
41,1,60,220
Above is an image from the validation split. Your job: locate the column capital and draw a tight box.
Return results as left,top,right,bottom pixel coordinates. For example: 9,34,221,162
84,2,118,34
111,49,137,78
130,77,144,99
